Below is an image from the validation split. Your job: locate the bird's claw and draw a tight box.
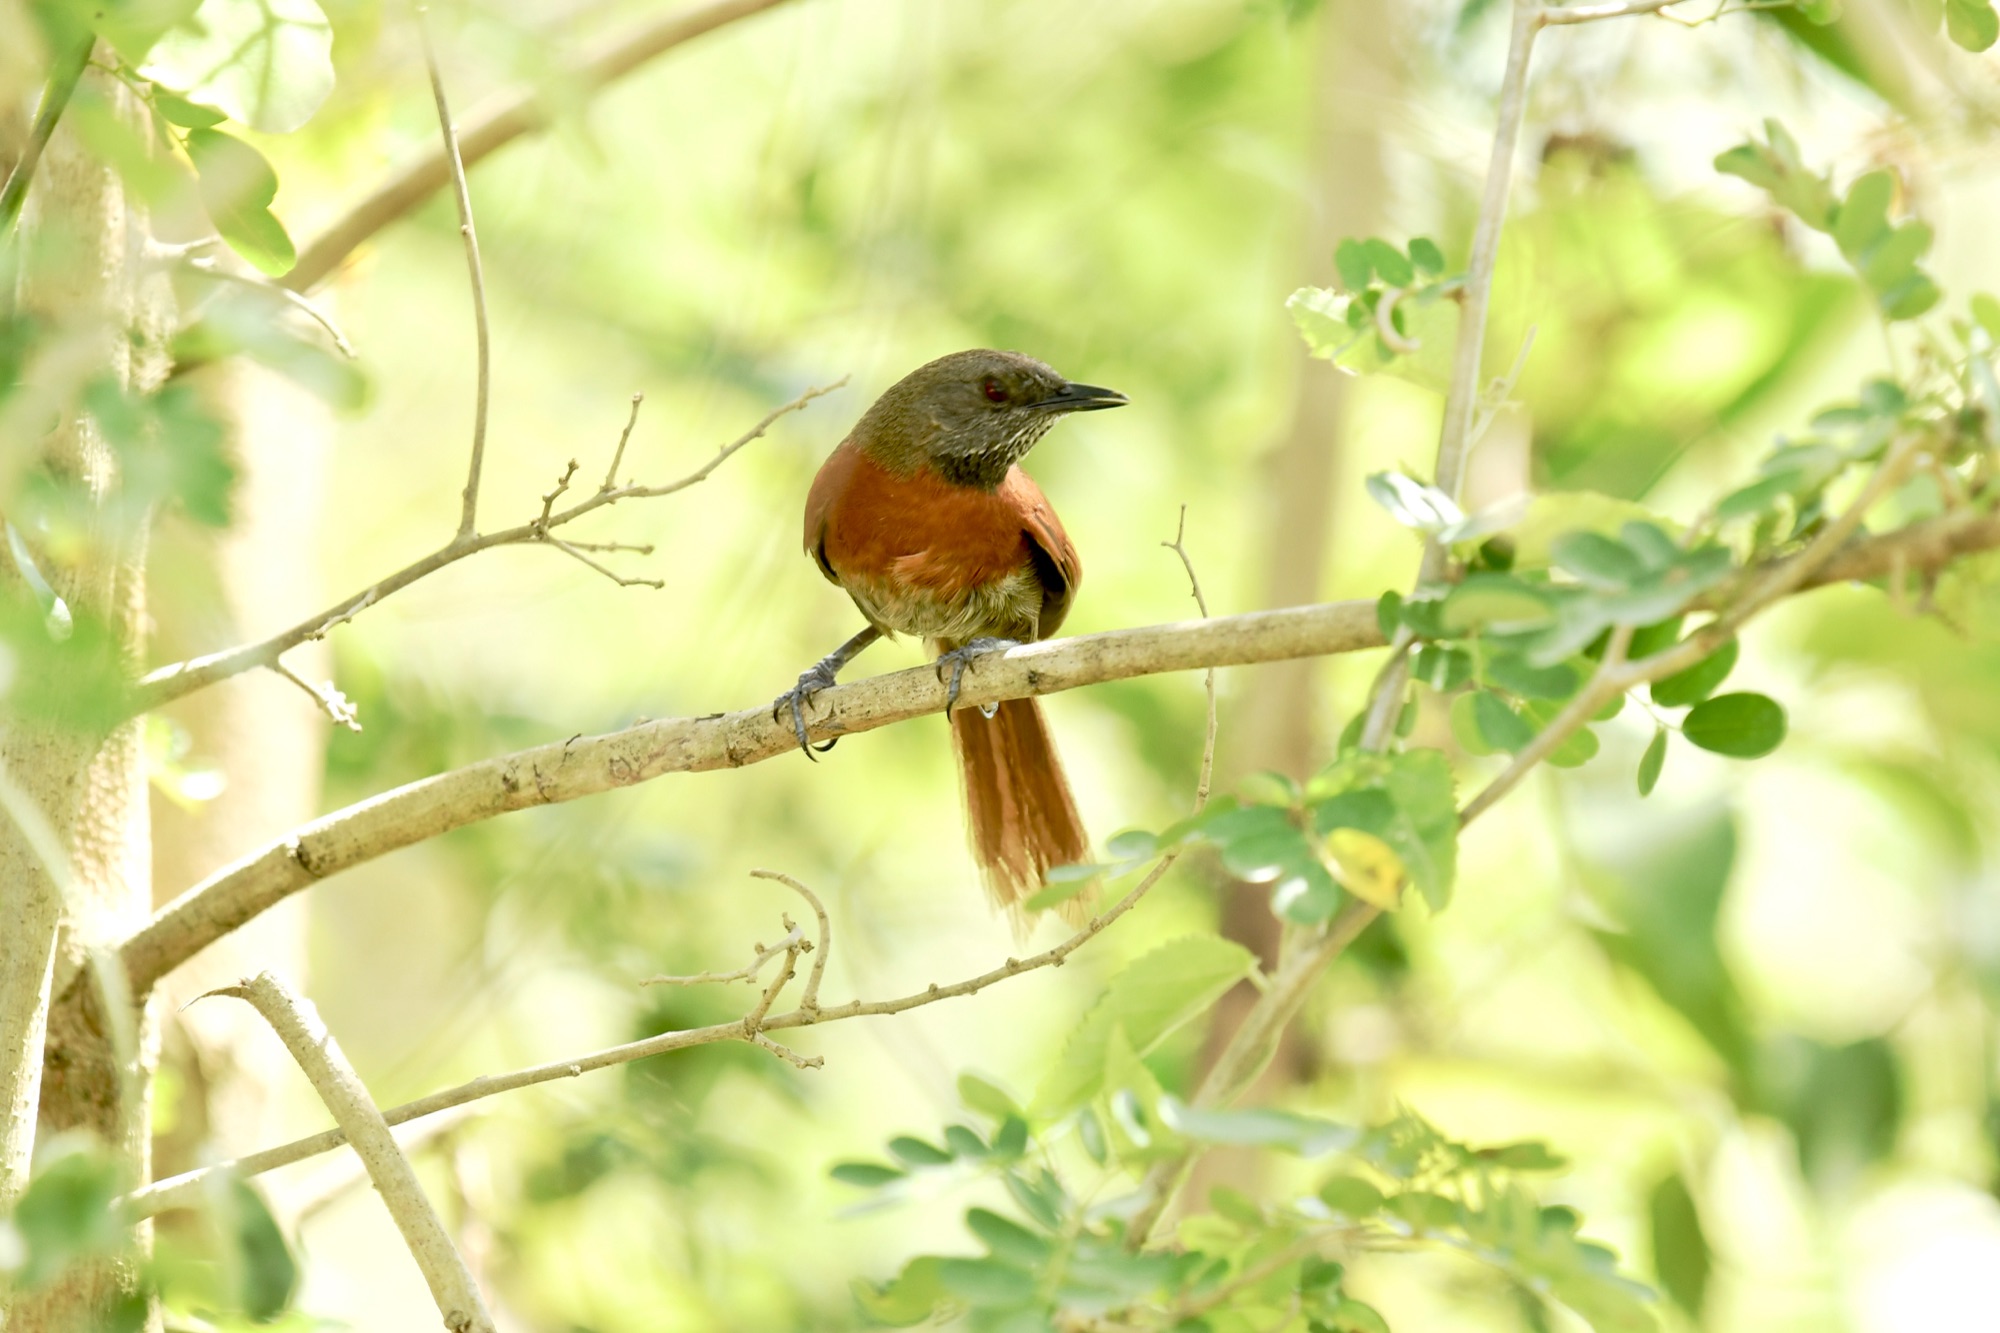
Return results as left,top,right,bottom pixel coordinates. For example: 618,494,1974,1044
773,663,841,760
934,637,1021,713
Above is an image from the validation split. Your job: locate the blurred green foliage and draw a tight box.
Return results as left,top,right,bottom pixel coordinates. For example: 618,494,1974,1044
8,0,2000,1329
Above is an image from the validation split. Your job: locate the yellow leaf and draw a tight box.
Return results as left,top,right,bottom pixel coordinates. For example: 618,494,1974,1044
1324,828,1407,910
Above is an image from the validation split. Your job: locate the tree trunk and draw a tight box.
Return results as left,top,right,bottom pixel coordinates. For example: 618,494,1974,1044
1,54,169,1329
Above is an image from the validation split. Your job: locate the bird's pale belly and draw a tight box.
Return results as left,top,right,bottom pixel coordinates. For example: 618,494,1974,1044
844,564,1044,646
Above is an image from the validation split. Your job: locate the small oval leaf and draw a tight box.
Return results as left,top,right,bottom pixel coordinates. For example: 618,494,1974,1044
1682,692,1787,759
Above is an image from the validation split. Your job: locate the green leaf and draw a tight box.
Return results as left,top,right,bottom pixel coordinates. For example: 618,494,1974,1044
1025,871,1098,912
1831,169,1893,262
91,0,203,60
142,0,335,133
1637,726,1667,797
944,1125,987,1158
221,1176,298,1319
1271,860,1342,925
959,1073,1024,1122
1318,1175,1386,1217
1487,653,1580,700
1106,829,1159,860
1478,1141,1568,1171
1551,531,1643,589
85,378,234,526
888,1136,952,1167
1648,1171,1710,1317
1408,236,1446,275
1376,589,1403,638
854,1256,947,1325
11,1140,130,1289
1450,690,1496,757
1880,272,1942,321
967,1208,1052,1267
831,1161,905,1188
1716,472,1801,521
1221,827,1316,884
1363,238,1414,287
992,1116,1029,1159
1947,0,2000,50
1032,937,1257,1116
1681,692,1786,758
183,128,296,276
1510,493,1676,570
1076,1107,1108,1164
1157,1097,1356,1155
1328,1299,1392,1333
1384,749,1458,911
1472,690,1535,753
1650,639,1739,708
936,1248,1032,1304
1440,573,1556,633
1366,471,1462,534
1860,220,1932,294
1289,286,1356,359
1971,292,2000,341
151,86,227,127
1714,120,1835,230
1413,644,1473,692
1334,238,1374,291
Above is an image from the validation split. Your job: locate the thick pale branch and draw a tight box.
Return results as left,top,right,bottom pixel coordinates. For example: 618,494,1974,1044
207,973,495,1333
123,597,1379,995
283,0,799,293
112,505,2000,1000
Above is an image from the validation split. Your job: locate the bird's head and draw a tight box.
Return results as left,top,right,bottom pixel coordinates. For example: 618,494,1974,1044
855,348,1127,488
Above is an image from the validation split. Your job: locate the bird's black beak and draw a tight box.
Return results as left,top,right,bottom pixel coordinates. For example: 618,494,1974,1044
1032,381,1129,412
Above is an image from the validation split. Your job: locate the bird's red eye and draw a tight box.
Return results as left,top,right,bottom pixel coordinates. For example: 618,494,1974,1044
982,377,1008,403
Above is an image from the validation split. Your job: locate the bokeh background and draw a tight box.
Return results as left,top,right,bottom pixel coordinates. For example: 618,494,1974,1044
130,0,2000,1328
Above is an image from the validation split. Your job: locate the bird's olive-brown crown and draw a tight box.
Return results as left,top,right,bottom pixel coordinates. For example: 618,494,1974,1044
852,349,1126,489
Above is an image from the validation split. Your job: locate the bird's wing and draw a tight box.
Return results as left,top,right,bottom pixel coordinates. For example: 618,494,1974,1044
802,438,862,584
1004,467,1082,639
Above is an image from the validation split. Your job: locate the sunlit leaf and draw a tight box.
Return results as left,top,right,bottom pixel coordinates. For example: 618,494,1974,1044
143,0,335,133
1032,937,1257,1116
1156,1097,1356,1156
1324,826,1404,910
184,128,295,276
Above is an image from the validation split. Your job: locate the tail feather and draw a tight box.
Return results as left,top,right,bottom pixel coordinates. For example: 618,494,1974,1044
950,697,1091,923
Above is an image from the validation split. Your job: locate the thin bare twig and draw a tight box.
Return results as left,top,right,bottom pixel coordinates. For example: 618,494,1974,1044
1162,506,1217,809
201,973,495,1333
124,853,1182,1219
604,393,644,490
417,7,494,542
639,925,802,987
548,536,666,589
751,869,831,1013
129,379,844,715
270,658,362,732
184,258,357,357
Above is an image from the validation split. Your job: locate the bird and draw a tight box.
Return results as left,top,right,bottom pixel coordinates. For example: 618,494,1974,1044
774,348,1128,919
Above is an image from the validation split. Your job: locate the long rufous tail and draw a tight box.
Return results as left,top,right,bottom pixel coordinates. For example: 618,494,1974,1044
949,697,1091,923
